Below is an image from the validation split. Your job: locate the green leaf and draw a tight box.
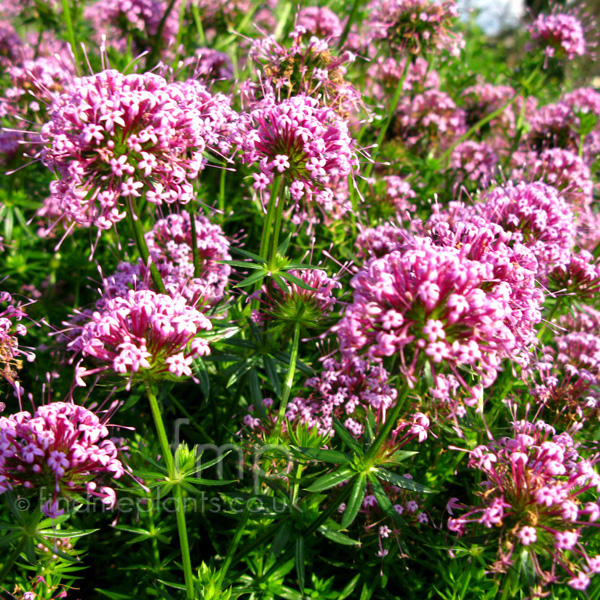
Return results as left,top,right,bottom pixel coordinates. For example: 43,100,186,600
364,408,376,444
332,417,362,454
272,273,290,294
295,536,305,593
340,474,366,529
192,358,210,399
218,260,264,269
248,368,263,408
305,466,354,492
264,355,281,396
279,271,315,291
278,233,293,255
230,247,266,263
368,473,403,525
384,450,418,466
234,270,267,288
292,446,352,465
318,524,361,546
374,467,433,493
270,520,292,558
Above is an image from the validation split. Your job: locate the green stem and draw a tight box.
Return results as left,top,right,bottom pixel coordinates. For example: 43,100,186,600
274,323,301,440
441,92,519,165
365,383,410,461
537,296,563,341
146,383,195,600
338,0,363,49
0,536,26,587
61,0,80,73
361,59,411,188
269,180,287,265
217,506,250,587
258,176,282,265
187,203,201,279
147,0,178,67
191,2,207,46
219,167,227,217
125,196,166,294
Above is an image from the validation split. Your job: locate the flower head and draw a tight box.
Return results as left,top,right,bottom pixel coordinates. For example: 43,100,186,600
449,419,600,590
252,268,340,337
68,289,212,387
368,0,463,56
528,13,586,62
40,70,238,232
240,95,358,218
0,402,123,516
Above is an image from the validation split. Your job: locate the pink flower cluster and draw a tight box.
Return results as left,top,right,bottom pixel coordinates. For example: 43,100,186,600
84,0,179,56
297,6,344,39
481,182,575,277
286,356,397,437
145,211,232,305
248,28,360,116
0,291,33,392
449,420,600,590
69,289,213,387
0,55,73,164
367,56,440,101
511,148,593,214
103,211,231,306
368,0,463,56
449,141,498,190
40,70,238,231
528,13,586,61
240,95,358,215
394,89,466,150
336,230,538,392
0,402,124,517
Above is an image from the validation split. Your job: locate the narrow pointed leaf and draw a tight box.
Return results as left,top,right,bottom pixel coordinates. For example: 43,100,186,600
231,247,266,263
318,525,361,546
295,536,305,593
375,467,433,493
305,466,354,492
340,473,366,529
293,446,352,464
234,271,267,288
279,271,315,291
332,417,362,454
270,520,292,558
272,273,290,294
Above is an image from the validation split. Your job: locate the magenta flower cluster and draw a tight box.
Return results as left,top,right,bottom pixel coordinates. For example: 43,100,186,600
145,211,232,306
336,230,538,393
0,402,123,517
240,95,358,215
40,70,238,231
84,0,179,55
528,13,586,61
287,356,397,437
69,289,212,387
368,0,463,56
0,291,33,392
449,419,600,590
480,181,575,277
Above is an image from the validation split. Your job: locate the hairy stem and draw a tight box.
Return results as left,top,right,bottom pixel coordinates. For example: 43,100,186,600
146,383,195,600
0,536,26,587
361,58,412,187
274,323,301,440
125,196,166,294
365,383,410,461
